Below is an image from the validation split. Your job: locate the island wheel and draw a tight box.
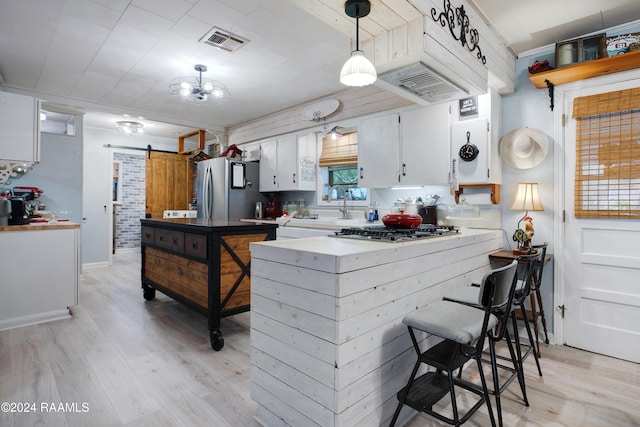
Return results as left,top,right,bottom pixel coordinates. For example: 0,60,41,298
142,285,156,301
210,329,224,351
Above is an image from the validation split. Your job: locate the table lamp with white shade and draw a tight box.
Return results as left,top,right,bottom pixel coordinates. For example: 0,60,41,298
510,182,544,254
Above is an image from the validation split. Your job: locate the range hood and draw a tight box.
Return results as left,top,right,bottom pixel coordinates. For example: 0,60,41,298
378,62,470,104
376,43,487,105
373,1,489,105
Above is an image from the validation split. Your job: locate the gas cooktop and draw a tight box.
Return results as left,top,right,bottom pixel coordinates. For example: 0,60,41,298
329,224,459,243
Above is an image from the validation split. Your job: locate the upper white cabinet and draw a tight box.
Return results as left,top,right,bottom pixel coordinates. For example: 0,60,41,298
400,104,450,185
259,138,278,192
358,113,400,188
358,105,451,187
241,141,261,162
450,89,502,185
259,133,317,192
451,118,490,183
0,91,40,162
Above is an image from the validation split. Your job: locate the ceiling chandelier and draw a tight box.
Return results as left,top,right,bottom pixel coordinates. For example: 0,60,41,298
168,64,230,106
340,0,377,87
117,121,144,135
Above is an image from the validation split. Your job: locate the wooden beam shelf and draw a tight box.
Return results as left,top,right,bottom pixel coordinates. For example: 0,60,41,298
454,183,500,204
529,50,640,110
529,50,640,89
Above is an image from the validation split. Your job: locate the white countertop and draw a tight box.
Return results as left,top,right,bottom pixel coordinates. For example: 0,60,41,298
250,228,502,274
241,216,379,230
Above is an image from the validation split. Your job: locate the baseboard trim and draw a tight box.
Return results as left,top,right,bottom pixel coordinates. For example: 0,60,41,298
0,309,71,331
82,261,109,269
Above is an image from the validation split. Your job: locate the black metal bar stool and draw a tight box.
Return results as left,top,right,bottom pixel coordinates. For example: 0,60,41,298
441,253,539,427
523,243,549,358
390,260,519,427
512,245,548,376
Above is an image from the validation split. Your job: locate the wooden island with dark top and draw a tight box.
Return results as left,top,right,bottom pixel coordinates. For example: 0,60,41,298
140,218,277,350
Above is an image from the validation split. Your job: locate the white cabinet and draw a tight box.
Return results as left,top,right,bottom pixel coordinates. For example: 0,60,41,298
0,226,80,330
259,133,317,192
358,113,400,187
241,141,261,161
451,118,490,183
450,89,502,185
358,106,451,187
259,138,278,192
276,226,331,240
0,91,40,162
276,134,299,191
400,104,450,185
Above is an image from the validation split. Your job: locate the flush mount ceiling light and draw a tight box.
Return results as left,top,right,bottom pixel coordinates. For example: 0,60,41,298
340,0,377,87
117,121,144,135
168,64,230,106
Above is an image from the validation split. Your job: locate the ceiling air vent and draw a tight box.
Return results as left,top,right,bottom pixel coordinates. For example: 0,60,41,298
379,62,467,103
200,27,249,53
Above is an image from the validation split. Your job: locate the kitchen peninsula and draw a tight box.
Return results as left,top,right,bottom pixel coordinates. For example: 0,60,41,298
249,228,502,426
0,221,80,330
140,218,277,350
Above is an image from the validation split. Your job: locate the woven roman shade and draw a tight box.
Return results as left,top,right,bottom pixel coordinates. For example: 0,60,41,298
319,131,358,167
572,88,640,219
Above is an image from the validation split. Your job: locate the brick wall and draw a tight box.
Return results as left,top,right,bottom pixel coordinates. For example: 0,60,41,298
114,153,145,250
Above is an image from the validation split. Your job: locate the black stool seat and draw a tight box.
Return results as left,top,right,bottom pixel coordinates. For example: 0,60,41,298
390,260,519,427
403,300,499,344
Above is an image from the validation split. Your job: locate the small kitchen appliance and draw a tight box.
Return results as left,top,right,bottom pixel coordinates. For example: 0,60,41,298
8,198,29,225
330,224,459,243
163,210,198,218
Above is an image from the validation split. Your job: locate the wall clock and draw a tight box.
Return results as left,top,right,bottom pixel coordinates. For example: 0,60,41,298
459,131,479,162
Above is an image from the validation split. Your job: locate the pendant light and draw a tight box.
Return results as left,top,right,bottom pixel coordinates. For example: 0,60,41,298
340,0,377,87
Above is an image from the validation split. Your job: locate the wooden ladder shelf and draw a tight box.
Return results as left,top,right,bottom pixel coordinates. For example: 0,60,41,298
178,129,206,155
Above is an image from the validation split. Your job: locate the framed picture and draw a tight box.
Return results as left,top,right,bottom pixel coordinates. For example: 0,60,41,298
459,97,478,116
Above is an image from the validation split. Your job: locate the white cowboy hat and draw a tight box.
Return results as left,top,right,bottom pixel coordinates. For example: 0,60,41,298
499,127,549,169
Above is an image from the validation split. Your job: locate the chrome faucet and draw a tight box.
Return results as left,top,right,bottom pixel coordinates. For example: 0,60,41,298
330,185,351,219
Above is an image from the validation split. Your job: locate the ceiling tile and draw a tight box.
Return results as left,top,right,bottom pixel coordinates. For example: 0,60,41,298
61,0,121,31
118,6,175,36
132,0,193,22
186,0,246,27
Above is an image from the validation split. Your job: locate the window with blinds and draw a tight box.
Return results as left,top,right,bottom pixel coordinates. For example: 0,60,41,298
318,131,358,167
572,88,640,218
318,129,368,203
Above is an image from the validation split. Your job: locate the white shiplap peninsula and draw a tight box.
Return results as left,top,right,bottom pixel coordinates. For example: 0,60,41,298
249,228,503,427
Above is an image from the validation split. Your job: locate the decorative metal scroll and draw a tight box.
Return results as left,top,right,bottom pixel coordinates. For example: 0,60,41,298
431,0,486,65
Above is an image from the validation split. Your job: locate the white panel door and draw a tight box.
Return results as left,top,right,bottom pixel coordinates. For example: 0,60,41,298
563,79,640,363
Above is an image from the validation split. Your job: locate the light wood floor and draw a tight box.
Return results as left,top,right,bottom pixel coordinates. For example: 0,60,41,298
1,251,638,427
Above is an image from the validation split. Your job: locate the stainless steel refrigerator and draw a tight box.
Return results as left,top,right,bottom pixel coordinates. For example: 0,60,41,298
196,157,265,221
